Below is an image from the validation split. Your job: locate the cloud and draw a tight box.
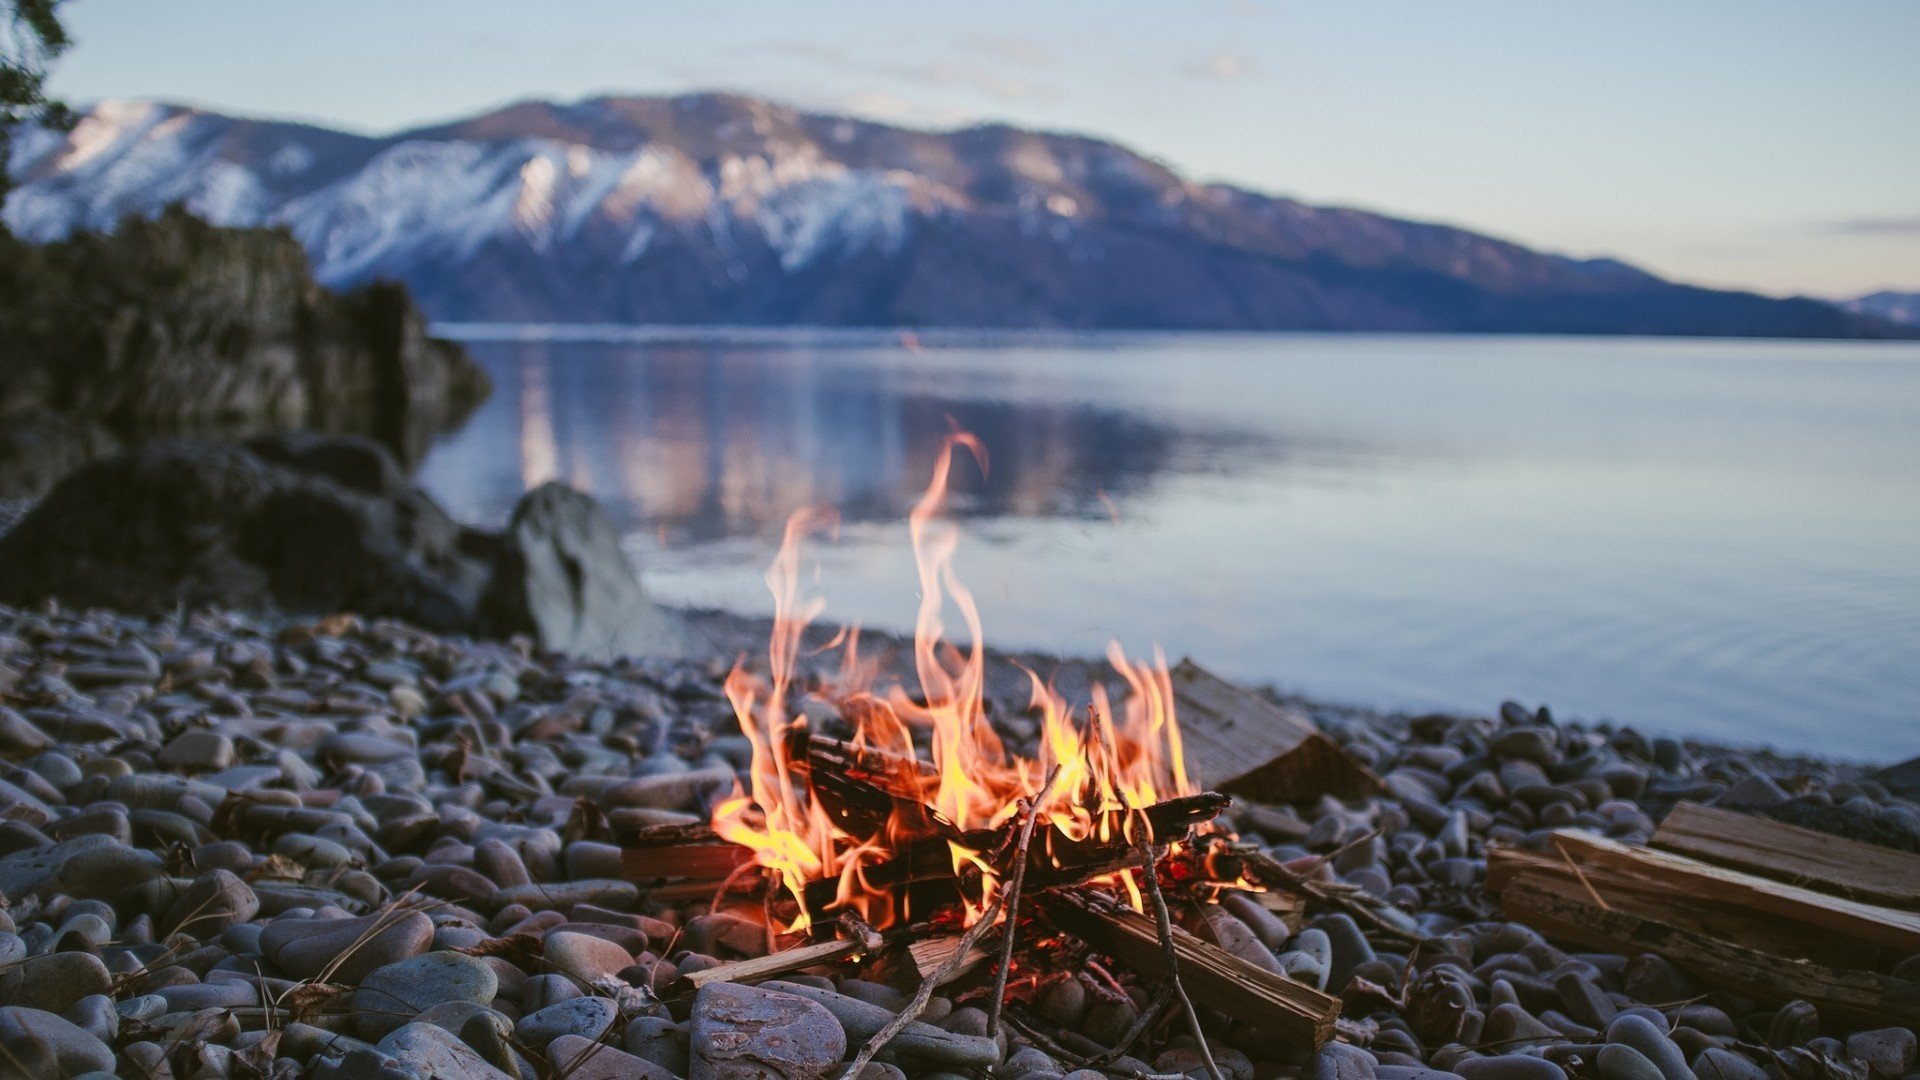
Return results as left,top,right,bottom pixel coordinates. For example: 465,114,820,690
1189,53,1258,80
761,39,1056,102
832,91,975,128
1220,0,1271,16
1826,216,1920,236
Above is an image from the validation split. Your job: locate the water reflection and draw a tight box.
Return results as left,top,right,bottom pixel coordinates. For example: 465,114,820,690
422,339,1253,541
418,333,1920,758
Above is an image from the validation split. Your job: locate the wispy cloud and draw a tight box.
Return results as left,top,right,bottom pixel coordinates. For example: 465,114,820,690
1826,216,1920,236
1189,52,1258,81
763,39,1057,101
832,91,976,128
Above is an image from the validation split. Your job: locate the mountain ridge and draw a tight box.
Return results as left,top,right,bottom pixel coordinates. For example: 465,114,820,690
5,93,1909,338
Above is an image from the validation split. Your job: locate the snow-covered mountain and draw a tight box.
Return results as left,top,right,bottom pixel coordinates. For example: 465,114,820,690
4,94,1904,336
1839,291,1920,328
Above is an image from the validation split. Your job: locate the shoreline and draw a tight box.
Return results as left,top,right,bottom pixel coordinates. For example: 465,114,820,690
0,598,1910,1075
679,606,1878,777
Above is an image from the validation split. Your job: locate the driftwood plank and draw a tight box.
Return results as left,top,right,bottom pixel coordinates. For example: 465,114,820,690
1652,801,1920,910
1038,888,1341,1048
1498,875,1920,1026
1169,660,1381,803
1532,829,1920,960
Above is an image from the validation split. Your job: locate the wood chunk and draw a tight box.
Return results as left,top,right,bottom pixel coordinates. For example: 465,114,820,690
1169,660,1381,803
1038,888,1341,1048
671,938,865,992
908,934,992,987
1653,801,1920,910
619,822,753,880
1497,875,1920,1026
1511,829,1920,964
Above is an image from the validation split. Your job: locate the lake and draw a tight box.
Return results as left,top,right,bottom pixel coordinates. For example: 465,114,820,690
419,328,1920,760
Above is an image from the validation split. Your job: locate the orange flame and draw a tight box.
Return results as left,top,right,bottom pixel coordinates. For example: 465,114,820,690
711,434,1199,932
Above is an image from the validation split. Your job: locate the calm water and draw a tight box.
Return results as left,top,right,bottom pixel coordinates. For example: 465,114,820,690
419,329,1920,760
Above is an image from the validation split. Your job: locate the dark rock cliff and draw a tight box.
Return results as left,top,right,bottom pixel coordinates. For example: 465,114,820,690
0,207,490,471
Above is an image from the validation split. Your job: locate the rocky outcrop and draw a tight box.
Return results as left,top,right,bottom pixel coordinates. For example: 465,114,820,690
0,207,489,473
0,435,491,631
481,482,693,661
0,435,692,658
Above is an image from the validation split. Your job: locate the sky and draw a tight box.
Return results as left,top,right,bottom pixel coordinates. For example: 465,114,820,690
44,0,1920,297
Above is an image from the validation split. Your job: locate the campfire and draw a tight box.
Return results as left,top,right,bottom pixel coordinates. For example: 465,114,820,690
621,434,1344,1068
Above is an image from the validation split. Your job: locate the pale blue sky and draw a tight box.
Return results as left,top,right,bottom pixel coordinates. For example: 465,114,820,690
46,0,1920,296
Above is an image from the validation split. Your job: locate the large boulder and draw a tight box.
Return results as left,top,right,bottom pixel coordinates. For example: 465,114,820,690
0,435,492,631
0,436,694,660
482,482,692,660
0,409,119,502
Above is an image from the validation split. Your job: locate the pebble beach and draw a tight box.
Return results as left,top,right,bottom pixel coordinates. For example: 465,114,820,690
0,600,1912,1080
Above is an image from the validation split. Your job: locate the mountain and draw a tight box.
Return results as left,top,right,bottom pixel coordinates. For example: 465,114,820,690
1839,291,1920,328
4,94,1907,337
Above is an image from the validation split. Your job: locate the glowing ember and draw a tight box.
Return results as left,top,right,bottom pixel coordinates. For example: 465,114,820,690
712,434,1206,932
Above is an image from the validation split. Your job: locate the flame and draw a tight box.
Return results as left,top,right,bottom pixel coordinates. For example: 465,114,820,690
711,433,1200,932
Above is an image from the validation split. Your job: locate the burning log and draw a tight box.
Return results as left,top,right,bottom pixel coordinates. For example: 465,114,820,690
1037,888,1342,1048
1169,660,1382,803
797,790,1231,918
1651,801,1920,909
1488,829,1920,1025
617,822,751,881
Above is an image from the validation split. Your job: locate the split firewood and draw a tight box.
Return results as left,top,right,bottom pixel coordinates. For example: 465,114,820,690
1169,660,1382,803
1036,887,1342,1049
908,934,993,986
1489,829,1920,970
1652,801,1920,910
618,821,751,880
1496,874,1920,1026
798,791,1230,917
669,937,867,992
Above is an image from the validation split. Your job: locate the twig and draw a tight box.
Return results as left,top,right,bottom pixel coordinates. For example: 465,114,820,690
844,888,1008,1077
846,765,1063,1076
1124,795,1225,1080
1551,835,1612,912
1080,984,1174,1069
988,764,1064,1039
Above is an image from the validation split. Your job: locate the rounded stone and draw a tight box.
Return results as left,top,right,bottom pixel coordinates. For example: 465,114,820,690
544,929,636,984
689,982,847,1080
259,910,433,984
0,1005,116,1075
353,950,500,1040
516,996,620,1050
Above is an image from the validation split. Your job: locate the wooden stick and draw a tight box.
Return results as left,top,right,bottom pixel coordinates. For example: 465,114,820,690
1037,889,1342,1048
1653,802,1920,910
989,765,1064,1039
1123,797,1224,1080
1230,841,1424,944
846,890,1008,1077
671,938,865,992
